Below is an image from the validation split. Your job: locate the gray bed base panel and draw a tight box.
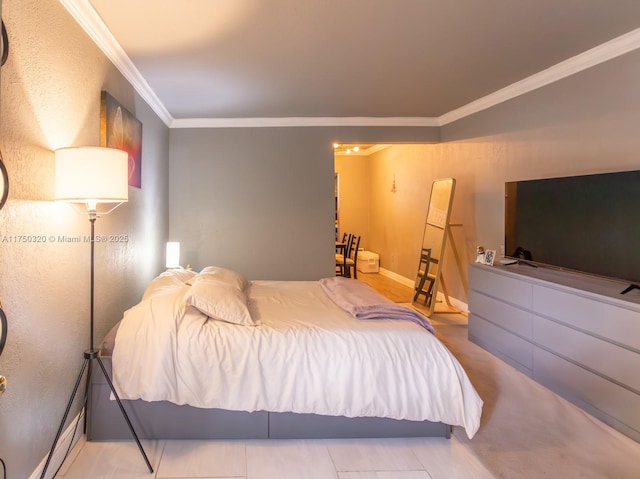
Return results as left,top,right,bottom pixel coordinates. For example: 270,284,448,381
87,356,451,441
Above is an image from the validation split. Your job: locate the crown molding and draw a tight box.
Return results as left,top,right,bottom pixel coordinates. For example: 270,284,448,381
60,0,172,127
64,1,640,129
170,116,440,128
438,27,640,126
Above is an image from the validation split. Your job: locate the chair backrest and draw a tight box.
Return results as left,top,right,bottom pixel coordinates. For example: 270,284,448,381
345,233,354,251
340,233,353,256
349,235,361,260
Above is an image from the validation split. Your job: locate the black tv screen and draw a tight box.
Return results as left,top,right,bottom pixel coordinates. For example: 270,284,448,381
504,170,640,285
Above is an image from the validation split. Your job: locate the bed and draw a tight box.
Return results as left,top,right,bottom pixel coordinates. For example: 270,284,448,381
87,267,483,441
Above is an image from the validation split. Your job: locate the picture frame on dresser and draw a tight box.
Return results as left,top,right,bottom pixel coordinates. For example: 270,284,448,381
484,249,496,266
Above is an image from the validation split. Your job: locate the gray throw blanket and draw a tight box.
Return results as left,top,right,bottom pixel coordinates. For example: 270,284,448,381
319,277,434,333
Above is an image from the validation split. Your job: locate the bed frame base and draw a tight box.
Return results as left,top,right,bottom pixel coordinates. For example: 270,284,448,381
87,357,451,441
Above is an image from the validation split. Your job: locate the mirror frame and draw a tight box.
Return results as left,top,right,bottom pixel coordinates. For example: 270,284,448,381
0,306,6,357
0,150,7,210
1,20,9,67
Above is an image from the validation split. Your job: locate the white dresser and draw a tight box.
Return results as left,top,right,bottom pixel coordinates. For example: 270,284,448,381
468,262,640,442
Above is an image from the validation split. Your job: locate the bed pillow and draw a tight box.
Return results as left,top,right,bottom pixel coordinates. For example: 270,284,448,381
142,268,197,300
184,279,259,326
197,266,249,291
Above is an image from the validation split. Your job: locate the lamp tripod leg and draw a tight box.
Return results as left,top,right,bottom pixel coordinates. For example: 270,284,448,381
81,359,92,435
40,357,90,479
40,352,154,479
95,354,154,473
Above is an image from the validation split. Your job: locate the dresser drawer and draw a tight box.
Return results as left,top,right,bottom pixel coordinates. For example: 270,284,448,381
469,290,532,339
469,264,532,309
534,285,640,351
534,347,640,435
534,316,640,392
469,314,533,373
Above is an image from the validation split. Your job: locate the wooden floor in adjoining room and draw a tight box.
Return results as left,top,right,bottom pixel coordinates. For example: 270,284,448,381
356,272,414,303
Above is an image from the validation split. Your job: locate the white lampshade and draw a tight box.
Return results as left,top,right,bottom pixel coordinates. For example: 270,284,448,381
166,242,180,268
55,147,129,204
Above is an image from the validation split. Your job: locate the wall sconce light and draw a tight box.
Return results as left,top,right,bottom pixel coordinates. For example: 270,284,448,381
166,242,181,268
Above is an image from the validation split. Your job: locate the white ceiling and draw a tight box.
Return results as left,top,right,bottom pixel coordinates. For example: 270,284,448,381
64,0,640,127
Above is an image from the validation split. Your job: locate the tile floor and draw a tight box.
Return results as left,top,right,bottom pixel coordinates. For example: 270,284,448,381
55,434,495,479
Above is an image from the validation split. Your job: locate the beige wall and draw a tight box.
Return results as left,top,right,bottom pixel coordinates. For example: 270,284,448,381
365,142,492,304
0,1,169,476
363,144,473,305
334,154,370,249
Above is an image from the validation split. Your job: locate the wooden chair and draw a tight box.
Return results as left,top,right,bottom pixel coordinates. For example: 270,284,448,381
336,233,352,276
336,232,350,256
338,234,361,279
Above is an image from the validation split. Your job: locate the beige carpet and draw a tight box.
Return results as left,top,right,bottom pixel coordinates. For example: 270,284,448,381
415,308,640,479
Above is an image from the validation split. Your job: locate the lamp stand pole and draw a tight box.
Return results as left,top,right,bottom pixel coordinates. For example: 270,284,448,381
40,212,153,478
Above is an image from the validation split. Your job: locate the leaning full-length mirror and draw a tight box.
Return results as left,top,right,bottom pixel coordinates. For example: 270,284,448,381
413,178,456,316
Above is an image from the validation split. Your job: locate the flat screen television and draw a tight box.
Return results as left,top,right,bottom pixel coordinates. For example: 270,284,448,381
504,170,640,287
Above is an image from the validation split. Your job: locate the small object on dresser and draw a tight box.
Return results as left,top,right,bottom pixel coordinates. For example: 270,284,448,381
484,249,496,266
475,246,485,264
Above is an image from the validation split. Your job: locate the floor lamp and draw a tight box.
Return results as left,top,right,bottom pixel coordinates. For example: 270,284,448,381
40,147,153,478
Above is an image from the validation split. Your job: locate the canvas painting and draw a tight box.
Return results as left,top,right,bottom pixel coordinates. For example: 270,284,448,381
100,91,143,188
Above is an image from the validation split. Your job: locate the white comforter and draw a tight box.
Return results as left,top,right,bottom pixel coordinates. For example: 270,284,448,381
112,279,483,438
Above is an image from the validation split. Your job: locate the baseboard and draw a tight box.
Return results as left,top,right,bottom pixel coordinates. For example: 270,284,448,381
379,267,468,313
30,410,85,479
379,267,414,288
434,291,469,314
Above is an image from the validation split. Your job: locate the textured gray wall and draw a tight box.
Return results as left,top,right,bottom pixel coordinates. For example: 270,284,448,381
442,47,640,261
169,126,439,280
0,1,169,477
